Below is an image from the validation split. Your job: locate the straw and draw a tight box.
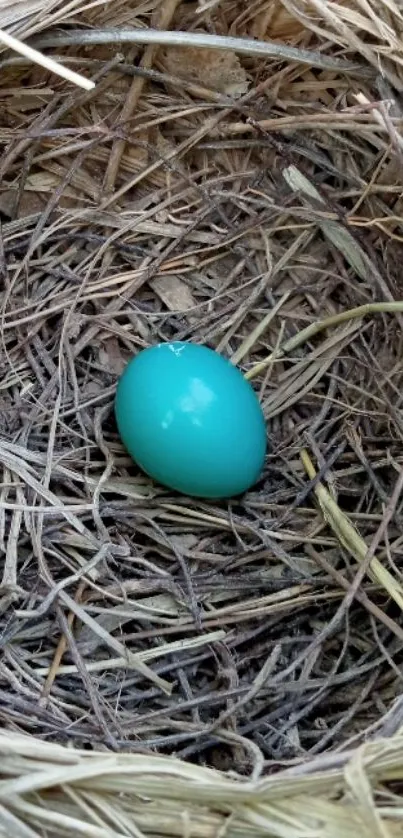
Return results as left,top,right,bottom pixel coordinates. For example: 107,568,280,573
0,27,94,89
0,0,403,809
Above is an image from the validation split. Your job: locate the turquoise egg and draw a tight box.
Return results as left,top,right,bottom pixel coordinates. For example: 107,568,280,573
114,341,266,499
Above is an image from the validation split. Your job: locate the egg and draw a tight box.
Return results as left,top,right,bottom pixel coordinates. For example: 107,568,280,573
115,341,267,498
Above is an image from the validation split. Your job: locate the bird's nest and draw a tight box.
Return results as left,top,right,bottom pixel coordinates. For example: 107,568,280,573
1,0,403,835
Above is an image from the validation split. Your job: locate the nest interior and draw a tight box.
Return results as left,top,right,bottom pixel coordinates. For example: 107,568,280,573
0,0,403,780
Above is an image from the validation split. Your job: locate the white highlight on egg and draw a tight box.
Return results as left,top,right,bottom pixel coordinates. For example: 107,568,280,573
166,343,186,357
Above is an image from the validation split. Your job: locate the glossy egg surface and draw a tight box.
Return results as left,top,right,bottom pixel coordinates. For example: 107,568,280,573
115,341,266,498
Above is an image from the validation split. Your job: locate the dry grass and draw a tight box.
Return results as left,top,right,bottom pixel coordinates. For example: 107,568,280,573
1,0,403,834
2,727,403,837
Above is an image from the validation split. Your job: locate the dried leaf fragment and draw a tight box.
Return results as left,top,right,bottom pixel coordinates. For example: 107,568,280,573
150,274,196,312
161,45,249,97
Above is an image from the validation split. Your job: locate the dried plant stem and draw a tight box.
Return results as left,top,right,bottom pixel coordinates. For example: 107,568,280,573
33,28,370,74
246,302,403,379
307,546,403,644
40,579,86,703
103,0,182,196
0,27,94,89
301,449,403,611
231,291,291,366
1,0,403,800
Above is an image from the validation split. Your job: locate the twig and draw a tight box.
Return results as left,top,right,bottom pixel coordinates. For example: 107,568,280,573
40,580,87,705
55,605,118,749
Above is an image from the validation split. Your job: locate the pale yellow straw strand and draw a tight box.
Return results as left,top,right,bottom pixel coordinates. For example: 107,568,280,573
0,28,94,90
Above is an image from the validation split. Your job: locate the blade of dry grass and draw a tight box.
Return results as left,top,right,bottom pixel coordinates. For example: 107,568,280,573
246,302,403,380
301,449,403,611
0,26,94,88
1,0,403,792
0,729,403,837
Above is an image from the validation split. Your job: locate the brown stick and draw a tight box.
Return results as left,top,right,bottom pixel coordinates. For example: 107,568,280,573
39,579,86,704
